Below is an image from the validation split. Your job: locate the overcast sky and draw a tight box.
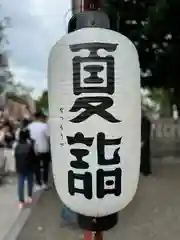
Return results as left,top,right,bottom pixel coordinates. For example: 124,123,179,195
1,0,71,98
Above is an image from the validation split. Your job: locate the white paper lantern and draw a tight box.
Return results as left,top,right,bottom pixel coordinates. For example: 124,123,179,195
48,28,141,217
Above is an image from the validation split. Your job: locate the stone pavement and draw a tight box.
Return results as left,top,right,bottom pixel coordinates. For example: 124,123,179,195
0,176,42,240
0,177,20,240
17,163,180,240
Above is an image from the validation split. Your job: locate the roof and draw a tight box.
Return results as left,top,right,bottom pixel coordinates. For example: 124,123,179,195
6,92,28,106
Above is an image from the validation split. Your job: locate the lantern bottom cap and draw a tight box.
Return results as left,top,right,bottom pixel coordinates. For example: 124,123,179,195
77,212,118,231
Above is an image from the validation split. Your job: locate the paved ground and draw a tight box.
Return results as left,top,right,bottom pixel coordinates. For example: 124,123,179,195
0,148,21,240
0,177,20,240
0,175,42,240
17,163,180,240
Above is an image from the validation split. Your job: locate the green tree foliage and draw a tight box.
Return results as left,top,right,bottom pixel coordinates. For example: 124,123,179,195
147,88,174,116
104,0,157,87
0,18,7,94
104,0,180,112
105,0,179,86
36,90,48,112
145,0,180,110
0,7,11,109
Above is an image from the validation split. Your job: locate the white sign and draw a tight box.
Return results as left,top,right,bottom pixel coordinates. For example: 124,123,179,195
48,28,141,217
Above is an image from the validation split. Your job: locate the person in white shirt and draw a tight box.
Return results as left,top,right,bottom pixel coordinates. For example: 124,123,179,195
28,112,50,188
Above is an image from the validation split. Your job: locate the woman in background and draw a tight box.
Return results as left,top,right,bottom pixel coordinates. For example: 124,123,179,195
3,122,15,148
1,122,16,172
15,118,32,141
15,129,36,209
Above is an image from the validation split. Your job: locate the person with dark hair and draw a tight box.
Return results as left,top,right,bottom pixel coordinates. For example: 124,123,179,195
15,130,36,209
3,122,15,148
15,119,30,140
0,122,16,172
15,118,32,141
21,119,31,129
28,111,50,190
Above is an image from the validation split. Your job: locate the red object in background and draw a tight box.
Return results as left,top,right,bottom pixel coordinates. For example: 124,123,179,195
95,232,103,240
84,231,103,240
84,231,92,240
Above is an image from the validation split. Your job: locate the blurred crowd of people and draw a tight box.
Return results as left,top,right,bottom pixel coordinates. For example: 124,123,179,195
0,108,151,213
0,110,51,209
0,112,17,149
